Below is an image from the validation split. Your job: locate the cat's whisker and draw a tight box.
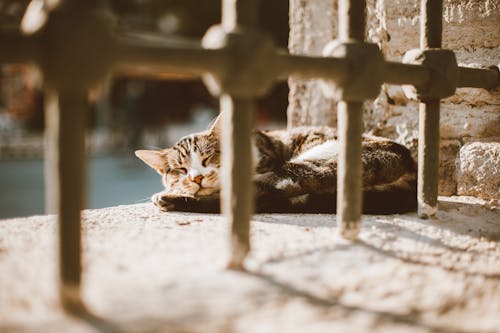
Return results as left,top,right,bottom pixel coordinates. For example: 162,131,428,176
144,145,162,150
134,197,152,204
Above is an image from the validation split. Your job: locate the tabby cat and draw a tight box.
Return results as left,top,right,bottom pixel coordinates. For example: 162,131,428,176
136,115,417,214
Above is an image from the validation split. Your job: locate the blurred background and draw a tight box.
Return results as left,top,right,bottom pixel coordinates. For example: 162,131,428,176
0,0,289,218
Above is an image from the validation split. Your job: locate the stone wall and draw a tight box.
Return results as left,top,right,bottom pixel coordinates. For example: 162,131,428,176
287,0,339,127
288,0,500,200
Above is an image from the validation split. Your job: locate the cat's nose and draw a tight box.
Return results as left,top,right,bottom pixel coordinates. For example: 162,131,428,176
191,175,203,185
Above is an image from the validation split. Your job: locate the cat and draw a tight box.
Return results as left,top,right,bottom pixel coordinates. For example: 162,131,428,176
135,115,417,214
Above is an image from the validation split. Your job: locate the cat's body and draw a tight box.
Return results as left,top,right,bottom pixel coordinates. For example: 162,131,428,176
136,116,417,214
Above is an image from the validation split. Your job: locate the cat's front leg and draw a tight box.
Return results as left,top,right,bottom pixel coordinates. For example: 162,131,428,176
152,192,193,211
152,191,220,213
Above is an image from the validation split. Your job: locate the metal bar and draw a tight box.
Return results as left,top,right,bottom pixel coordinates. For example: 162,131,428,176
384,61,430,87
339,0,366,41
458,66,499,90
278,53,498,91
112,33,499,90
420,0,442,49
417,100,440,217
337,101,363,239
418,0,443,218
114,35,226,78
276,52,349,81
44,88,87,311
336,0,366,239
223,0,259,31
220,96,255,269
0,32,39,64
220,0,259,269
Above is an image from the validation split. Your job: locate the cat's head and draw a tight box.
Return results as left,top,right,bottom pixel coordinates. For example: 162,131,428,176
135,116,221,197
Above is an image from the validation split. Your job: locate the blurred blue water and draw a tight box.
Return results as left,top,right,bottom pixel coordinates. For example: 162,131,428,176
0,155,162,219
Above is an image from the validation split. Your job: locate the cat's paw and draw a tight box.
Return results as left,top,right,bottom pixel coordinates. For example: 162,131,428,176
152,192,176,211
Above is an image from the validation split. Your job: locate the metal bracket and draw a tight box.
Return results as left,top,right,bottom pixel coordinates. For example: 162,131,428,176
402,48,458,101
321,40,384,102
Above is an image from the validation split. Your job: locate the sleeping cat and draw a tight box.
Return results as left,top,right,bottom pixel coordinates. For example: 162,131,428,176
136,115,417,214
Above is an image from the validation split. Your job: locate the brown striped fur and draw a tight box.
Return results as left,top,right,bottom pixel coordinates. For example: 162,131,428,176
136,115,417,214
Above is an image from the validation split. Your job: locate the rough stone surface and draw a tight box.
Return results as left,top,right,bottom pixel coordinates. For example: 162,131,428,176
382,0,500,60
374,0,500,142
457,142,500,201
1,202,500,333
288,0,500,197
376,98,500,141
287,0,338,127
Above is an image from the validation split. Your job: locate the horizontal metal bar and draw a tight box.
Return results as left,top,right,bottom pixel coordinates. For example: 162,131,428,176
113,33,227,78
278,54,498,92
458,66,499,90
384,61,430,87
276,52,349,81
2,32,497,93
0,31,39,64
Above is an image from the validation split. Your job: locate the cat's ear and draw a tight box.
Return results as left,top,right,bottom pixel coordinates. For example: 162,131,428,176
207,113,222,137
135,150,167,175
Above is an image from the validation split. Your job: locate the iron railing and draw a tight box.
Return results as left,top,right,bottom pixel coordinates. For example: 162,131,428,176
0,0,498,313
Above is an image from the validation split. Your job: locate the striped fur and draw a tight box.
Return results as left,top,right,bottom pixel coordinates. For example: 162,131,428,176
136,116,417,214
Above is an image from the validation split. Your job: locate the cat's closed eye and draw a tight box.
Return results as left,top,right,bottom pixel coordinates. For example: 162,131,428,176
173,167,188,174
201,157,210,167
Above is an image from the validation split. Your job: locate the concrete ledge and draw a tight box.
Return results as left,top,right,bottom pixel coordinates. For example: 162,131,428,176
1,200,499,333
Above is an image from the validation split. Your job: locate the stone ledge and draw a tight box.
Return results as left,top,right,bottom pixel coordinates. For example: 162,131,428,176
1,200,499,333
457,142,500,201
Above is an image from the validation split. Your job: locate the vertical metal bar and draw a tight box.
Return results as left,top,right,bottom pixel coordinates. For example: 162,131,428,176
220,96,255,269
222,0,259,31
220,0,259,269
338,0,366,41
336,0,365,239
420,0,442,49
337,101,363,239
418,100,439,217
44,88,87,311
418,0,442,218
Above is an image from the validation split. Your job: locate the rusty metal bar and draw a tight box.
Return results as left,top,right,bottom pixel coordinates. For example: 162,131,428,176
220,96,254,269
339,0,366,41
277,52,349,81
420,0,442,49
0,32,39,64
114,35,226,78
44,87,87,311
115,38,498,90
418,99,440,216
337,101,363,239
384,61,430,87
2,15,496,88
223,0,259,31
221,0,259,269
417,0,443,218
458,66,499,89
115,37,500,91
336,0,366,239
